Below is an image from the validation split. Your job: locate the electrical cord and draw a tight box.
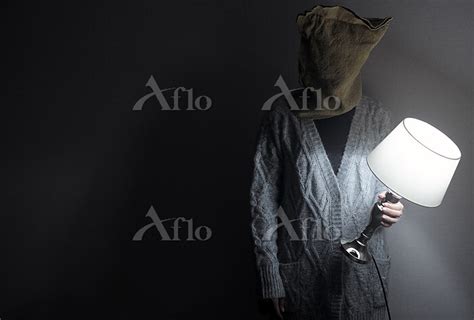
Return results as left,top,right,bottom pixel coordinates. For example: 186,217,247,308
371,254,392,320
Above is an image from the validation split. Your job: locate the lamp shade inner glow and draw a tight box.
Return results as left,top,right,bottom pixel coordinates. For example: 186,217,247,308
367,117,461,207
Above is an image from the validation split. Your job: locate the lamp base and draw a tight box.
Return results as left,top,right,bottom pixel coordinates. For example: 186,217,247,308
341,235,370,264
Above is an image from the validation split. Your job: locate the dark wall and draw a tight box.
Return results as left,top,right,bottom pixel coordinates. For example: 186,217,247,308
3,1,473,320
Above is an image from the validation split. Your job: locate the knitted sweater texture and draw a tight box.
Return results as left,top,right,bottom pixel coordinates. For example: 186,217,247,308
250,96,392,320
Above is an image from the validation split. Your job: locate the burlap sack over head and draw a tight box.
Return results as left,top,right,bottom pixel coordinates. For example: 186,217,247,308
294,5,392,119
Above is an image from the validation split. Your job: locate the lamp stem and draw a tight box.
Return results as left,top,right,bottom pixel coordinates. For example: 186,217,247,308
361,190,401,241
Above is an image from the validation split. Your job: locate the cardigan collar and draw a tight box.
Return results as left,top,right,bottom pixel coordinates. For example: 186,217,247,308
301,104,364,200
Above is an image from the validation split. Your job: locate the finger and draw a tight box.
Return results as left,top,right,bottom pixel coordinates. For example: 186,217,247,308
377,191,387,199
382,214,400,224
273,300,283,319
276,308,283,319
382,201,404,211
381,221,391,227
279,298,286,313
382,207,403,218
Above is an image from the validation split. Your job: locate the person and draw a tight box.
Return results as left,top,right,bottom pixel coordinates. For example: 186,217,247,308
250,5,404,320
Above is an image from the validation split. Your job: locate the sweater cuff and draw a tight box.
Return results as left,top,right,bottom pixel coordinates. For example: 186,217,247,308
259,264,285,299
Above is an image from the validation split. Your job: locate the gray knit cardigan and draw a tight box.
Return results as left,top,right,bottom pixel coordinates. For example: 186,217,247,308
250,96,393,320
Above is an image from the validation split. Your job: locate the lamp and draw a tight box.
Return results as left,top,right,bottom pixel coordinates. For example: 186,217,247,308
341,117,462,263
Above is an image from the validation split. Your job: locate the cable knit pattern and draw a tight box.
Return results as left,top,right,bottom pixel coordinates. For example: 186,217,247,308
250,96,392,319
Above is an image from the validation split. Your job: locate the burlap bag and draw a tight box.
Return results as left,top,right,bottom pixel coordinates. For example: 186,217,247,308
294,5,392,119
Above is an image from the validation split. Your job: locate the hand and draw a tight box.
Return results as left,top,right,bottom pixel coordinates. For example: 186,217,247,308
378,191,404,227
271,298,286,319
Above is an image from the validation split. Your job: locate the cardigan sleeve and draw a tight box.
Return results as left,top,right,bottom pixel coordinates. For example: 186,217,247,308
249,109,285,299
374,106,393,195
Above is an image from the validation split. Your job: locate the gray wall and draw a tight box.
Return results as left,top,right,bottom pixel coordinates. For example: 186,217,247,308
309,1,473,319
360,2,473,319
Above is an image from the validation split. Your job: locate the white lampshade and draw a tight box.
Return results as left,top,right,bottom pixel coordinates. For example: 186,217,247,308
367,118,461,207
